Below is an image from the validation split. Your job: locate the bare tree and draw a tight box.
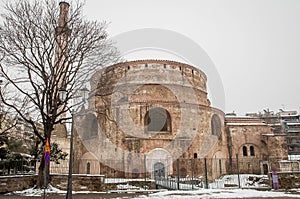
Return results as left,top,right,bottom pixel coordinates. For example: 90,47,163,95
0,0,119,187
0,84,20,157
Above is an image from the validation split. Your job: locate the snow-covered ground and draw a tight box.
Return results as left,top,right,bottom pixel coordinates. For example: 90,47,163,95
132,189,300,199
6,174,300,198
105,178,152,184
210,174,270,189
8,187,300,198
12,185,65,197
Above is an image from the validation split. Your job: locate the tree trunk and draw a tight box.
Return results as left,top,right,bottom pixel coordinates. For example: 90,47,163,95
37,142,50,188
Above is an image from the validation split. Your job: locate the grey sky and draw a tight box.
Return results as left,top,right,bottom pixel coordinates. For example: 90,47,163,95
82,0,300,115
2,0,300,115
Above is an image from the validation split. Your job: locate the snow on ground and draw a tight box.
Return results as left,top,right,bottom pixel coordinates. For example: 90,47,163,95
9,185,300,198
105,178,154,184
210,174,269,189
116,183,142,190
132,189,300,199
7,174,300,198
12,185,65,197
10,188,300,198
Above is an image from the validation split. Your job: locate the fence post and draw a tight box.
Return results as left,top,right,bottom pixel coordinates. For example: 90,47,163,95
219,159,222,176
191,159,194,190
3,161,6,175
144,155,147,189
236,154,241,188
177,159,180,190
21,159,24,174
204,158,208,189
7,161,10,175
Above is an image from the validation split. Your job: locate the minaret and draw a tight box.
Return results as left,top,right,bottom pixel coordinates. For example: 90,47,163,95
55,1,71,90
52,1,71,139
58,2,70,28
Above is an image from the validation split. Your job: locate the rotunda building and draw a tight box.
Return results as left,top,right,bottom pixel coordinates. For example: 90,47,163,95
74,60,227,178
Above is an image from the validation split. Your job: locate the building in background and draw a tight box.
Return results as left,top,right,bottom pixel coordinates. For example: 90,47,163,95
247,110,300,158
0,114,43,175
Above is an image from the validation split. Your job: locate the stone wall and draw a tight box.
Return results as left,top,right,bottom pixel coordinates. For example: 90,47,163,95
225,116,288,161
271,171,300,189
0,174,105,193
71,59,289,182
73,60,223,177
0,175,37,193
50,174,105,191
49,136,70,174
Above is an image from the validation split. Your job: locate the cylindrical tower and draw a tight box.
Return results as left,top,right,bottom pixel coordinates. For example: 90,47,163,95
76,60,226,178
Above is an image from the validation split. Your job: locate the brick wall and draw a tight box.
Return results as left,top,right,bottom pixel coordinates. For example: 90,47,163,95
0,175,37,193
271,171,300,189
50,174,105,191
0,174,105,193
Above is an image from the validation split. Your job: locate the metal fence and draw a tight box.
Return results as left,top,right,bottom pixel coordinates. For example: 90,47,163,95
75,156,293,190
0,159,37,175
1,156,297,190
151,157,273,190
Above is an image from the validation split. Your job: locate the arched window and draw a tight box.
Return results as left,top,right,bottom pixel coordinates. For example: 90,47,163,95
145,107,171,132
86,162,91,174
250,146,255,156
194,153,198,159
243,146,248,156
211,114,222,138
82,113,98,140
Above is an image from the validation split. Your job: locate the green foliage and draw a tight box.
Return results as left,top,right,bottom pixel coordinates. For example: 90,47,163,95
0,148,8,159
0,136,30,160
0,136,8,159
7,139,26,153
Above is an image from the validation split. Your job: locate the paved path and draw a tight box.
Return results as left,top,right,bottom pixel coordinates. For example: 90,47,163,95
1,193,145,199
1,193,299,199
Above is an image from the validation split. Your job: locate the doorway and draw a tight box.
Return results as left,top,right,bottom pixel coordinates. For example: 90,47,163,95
263,164,269,175
154,162,165,178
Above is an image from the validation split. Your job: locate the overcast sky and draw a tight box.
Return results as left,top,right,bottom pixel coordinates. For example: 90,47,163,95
1,0,299,115
81,0,300,115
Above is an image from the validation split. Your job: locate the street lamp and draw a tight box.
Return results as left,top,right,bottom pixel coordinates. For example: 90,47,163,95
59,87,88,199
81,86,89,103
66,110,74,199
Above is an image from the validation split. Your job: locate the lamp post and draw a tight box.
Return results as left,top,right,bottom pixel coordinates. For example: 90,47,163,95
66,110,74,199
59,87,88,199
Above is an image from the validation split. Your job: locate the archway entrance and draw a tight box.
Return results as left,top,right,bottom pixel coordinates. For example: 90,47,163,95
154,162,165,178
146,148,172,178
263,164,269,175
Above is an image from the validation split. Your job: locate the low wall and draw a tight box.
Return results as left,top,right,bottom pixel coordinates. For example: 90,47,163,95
0,174,105,193
50,174,105,191
105,180,155,190
271,171,300,190
0,175,37,193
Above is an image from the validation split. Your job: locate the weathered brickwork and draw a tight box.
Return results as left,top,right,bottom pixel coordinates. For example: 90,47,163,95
71,60,288,181
271,172,300,189
0,175,37,193
0,175,106,193
225,116,288,175
50,174,105,191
